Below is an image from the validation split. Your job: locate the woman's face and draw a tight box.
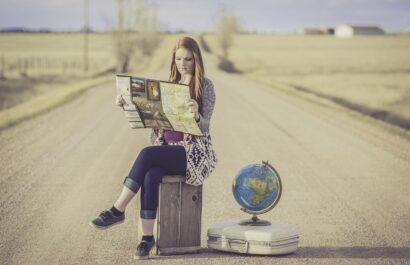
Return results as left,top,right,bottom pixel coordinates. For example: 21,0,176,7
175,47,194,76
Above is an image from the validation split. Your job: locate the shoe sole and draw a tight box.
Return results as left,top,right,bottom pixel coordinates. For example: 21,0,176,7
134,254,149,260
133,245,155,260
89,219,125,230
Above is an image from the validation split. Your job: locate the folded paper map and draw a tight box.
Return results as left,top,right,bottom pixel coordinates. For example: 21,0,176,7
116,75,203,136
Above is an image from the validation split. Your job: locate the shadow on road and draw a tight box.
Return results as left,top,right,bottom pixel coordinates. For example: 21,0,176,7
293,246,410,259
150,246,410,260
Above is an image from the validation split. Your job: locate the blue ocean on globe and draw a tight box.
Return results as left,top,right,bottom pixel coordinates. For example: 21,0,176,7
233,164,279,212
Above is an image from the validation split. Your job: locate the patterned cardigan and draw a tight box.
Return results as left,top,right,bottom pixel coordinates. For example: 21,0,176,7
149,77,218,185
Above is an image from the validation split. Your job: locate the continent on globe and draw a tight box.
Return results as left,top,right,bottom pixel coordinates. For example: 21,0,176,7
247,170,275,206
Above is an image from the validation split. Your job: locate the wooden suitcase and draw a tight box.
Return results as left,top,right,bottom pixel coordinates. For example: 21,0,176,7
155,175,202,255
207,220,299,255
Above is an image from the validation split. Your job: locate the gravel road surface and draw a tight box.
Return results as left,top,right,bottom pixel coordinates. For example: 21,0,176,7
1,56,409,265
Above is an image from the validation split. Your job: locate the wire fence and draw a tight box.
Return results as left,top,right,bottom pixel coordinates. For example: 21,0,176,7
0,54,114,78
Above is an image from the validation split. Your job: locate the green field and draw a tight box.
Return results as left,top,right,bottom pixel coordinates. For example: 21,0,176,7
204,34,410,130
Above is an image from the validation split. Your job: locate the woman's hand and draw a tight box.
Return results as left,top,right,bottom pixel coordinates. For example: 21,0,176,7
185,99,200,121
115,95,125,107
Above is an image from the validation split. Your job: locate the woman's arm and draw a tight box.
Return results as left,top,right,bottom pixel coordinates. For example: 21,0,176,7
197,78,216,134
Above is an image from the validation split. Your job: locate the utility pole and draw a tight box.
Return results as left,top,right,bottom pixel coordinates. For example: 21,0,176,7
116,0,124,72
83,0,89,73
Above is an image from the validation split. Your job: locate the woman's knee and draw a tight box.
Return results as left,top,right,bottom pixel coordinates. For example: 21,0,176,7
143,167,168,187
138,146,156,161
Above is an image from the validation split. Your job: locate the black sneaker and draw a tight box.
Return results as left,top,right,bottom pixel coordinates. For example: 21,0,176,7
134,239,156,260
89,210,125,229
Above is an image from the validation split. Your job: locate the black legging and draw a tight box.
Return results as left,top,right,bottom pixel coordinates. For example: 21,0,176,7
123,145,187,219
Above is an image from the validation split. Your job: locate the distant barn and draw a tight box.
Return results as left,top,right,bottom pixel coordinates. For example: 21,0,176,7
335,24,385,38
304,27,334,35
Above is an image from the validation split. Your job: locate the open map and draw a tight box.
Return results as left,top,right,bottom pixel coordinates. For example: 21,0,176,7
116,75,203,136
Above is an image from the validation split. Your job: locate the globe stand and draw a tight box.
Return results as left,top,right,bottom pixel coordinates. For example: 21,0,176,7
239,209,272,226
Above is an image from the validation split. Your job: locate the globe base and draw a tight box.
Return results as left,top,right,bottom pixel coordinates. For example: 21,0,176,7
239,215,272,226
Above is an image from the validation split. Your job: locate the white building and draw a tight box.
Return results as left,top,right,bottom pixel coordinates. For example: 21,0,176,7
335,24,385,38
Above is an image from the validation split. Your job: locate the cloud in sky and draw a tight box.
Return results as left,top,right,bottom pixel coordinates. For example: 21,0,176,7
0,0,409,32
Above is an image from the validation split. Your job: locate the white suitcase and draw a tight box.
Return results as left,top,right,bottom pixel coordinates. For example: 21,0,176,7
207,220,299,255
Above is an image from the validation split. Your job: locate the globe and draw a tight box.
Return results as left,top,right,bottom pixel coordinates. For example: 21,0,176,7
232,161,282,215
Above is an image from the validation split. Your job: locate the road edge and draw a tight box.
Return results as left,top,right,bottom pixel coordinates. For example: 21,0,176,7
247,75,410,142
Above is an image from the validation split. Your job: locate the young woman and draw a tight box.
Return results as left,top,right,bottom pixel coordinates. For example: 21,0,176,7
90,36,217,259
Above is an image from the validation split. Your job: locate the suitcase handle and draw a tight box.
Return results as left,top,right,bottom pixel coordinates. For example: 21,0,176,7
227,239,249,254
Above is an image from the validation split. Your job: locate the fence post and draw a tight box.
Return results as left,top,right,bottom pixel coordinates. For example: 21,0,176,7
23,57,28,77
0,55,5,79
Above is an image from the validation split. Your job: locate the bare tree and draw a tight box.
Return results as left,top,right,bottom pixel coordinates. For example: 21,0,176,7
114,0,161,73
215,8,239,59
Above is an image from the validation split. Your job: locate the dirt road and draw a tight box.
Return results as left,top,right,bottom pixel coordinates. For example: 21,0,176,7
1,55,410,265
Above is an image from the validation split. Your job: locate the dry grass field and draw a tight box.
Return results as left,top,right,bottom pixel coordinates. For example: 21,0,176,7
0,33,179,111
0,33,116,109
204,34,410,129
0,33,115,76
2,32,409,130
0,33,181,129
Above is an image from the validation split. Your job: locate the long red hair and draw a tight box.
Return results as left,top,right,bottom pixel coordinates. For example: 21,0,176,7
169,37,205,111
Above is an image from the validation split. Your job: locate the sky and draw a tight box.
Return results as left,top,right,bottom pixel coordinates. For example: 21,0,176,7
0,0,409,33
